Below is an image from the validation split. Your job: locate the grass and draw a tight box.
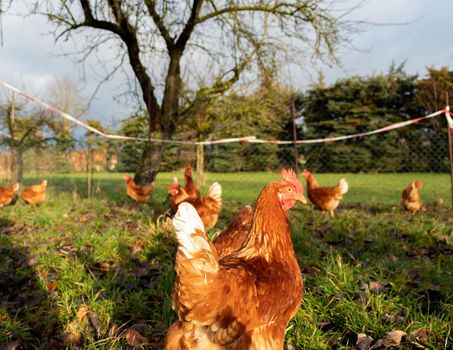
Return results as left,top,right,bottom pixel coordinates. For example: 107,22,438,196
1,171,452,349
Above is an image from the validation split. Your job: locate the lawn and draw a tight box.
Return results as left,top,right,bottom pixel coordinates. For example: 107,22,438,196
1,172,452,349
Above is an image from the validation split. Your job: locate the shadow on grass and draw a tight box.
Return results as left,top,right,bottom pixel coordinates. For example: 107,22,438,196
0,217,60,348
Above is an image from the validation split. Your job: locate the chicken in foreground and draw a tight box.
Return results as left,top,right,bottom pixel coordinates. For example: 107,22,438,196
168,179,222,231
402,180,423,214
183,166,200,200
165,169,307,349
0,183,20,207
123,174,154,204
213,205,253,258
302,169,348,217
21,180,47,205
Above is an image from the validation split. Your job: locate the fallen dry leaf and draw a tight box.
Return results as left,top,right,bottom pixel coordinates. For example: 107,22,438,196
88,311,103,338
371,330,406,349
1,338,22,350
47,281,58,292
79,214,90,223
76,305,88,321
60,332,83,346
356,333,374,350
409,328,431,343
125,328,148,346
131,238,143,256
368,281,387,294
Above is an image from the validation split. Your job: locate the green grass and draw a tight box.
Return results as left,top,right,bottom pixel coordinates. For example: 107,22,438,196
1,172,452,349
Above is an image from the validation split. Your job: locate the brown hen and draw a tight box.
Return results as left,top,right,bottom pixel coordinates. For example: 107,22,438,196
402,180,423,214
302,169,348,217
123,174,154,204
165,169,307,349
21,180,47,205
168,179,222,231
0,183,20,207
184,166,200,200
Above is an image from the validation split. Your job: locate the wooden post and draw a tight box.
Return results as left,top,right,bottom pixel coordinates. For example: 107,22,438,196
8,92,16,182
446,93,453,207
196,143,205,187
290,95,299,174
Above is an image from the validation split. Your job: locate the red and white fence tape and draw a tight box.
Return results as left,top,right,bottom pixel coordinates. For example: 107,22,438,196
445,106,453,133
252,109,447,145
0,79,449,145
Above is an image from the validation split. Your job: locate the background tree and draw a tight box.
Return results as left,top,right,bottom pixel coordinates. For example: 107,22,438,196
31,0,359,183
415,67,453,171
300,64,423,172
0,95,72,183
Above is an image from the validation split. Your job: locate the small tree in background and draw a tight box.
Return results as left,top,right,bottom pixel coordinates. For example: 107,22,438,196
0,94,73,183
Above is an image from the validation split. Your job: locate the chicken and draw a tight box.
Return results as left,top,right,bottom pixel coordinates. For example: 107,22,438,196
0,183,20,207
401,180,423,214
184,166,200,200
302,169,348,217
123,173,154,204
165,169,307,350
213,205,253,258
168,179,222,231
21,180,47,205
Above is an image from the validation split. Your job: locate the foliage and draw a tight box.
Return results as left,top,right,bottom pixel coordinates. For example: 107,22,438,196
299,64,449,172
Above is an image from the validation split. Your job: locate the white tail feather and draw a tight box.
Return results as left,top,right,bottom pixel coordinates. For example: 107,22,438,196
172,202,208,258
207,182,222,202
338,179,348,194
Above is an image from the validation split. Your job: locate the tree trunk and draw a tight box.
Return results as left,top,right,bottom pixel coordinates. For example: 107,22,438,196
15,149,24,184
196,144,205,187
134,142,168,185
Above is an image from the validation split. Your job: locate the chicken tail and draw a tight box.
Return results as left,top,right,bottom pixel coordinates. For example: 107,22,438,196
173,202,213,259
12,183,20,193
338,179,348,194
207,181,222,201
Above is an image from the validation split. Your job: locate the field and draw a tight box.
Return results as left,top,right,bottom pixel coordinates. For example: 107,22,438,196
1,172,452,349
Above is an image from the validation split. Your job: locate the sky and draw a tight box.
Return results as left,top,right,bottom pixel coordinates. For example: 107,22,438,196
1,0,453,131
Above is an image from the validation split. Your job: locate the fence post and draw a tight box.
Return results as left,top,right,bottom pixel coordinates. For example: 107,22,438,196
196,143,205,187
445,94,453,207
290,95,299,174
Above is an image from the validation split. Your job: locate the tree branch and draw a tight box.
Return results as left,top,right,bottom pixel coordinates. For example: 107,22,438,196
143,0,174,49
196,3,310,24
175,0,204,52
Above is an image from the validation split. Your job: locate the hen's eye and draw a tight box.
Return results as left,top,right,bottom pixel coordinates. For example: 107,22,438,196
287,188,292,192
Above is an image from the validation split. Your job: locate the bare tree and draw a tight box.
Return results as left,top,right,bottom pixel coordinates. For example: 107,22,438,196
29,0,360,183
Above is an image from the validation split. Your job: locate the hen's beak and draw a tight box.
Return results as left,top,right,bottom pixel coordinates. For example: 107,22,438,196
297,193,307,204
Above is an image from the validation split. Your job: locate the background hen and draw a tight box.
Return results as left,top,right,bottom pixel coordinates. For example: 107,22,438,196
401,180,423,214
183,166,200,200
165,169,306,349
123,173,154,204
21,180,47,205
0,183,20,207
302,169,348,217
168,180,222,231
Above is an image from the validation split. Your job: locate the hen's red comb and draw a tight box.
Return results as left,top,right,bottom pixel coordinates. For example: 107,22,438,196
414,180,422,188
280,168,304,193
168,177,179,191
